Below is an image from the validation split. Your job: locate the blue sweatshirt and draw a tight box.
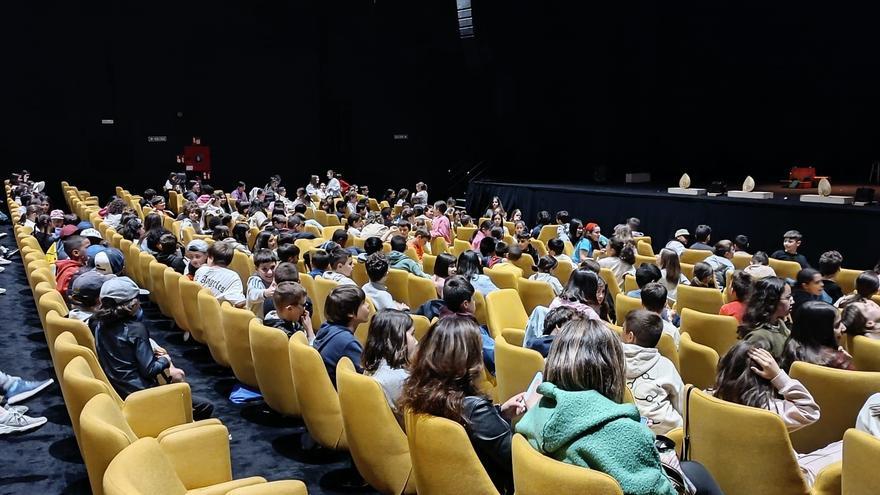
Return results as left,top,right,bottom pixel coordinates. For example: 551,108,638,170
312,322,364,387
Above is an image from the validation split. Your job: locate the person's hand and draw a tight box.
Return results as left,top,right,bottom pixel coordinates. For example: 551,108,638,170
153,345,168,357
301,310,315,339
748,347,781,380
500,392,528,420
168,365,186,383
398,303,410,312
264,286,276,298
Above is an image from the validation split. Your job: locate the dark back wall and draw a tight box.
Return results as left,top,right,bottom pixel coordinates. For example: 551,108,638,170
2,1,879,205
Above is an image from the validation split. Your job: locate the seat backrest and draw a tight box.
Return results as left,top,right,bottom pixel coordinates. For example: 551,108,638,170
509,255,536,278
220,304,258,388
537,225,557,245
80,394,139,495
452,239,470,258
288,335,346,450
484,266,518,290
622,273,637,293
385,268,410,306
680,249,711,265
555,261,575,288
494,336,545,403
54,332,120,402
512,434,623,495
678,333,719,390
599,268,621,300
789,362,880,454
61,355,120,447
408,274,437,309
486,289,528,338
684,386,808,495
148,260,167,310
516,277,554,315
137,251,154,289
249,320,299,417
851,335,880,371
229,249,252,288
614,293,642,326
179,277,206,342
657,332,680,371
404,411,500,495
46,309,95,363
456,226,476,242
421,254,437,277
836,268,862,295
337,358,415,495
472,290,488,326
38,289,69,332
500,328,525,347
351,260,369,286
313,277,340,326
842,428,880,495
673,285,724,315
636,240,654,257
679,308,738,356
768,258,801,281
103,438,188,495
197,289,230,367
163,269,189,331
430,237,449,256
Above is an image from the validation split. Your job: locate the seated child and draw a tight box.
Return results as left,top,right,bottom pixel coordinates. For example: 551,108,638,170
622,309,684,435
320,248,357,286
640,283,681,348
263,281,314,339
362,252,409,311
246,249,278,319
626,263,662,298
527,306,581,357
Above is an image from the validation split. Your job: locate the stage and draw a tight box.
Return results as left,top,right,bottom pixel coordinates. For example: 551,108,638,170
466,181,880,270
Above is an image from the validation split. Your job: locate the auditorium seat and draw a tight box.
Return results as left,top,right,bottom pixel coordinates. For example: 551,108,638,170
679,333,718,390
288,333,347,451
486,289,528,338
512,434,623,495
679,308,738,356
494,335,544,403
249,320,300,418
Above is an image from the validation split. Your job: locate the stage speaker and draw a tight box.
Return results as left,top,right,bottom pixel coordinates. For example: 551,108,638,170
855,187,875,204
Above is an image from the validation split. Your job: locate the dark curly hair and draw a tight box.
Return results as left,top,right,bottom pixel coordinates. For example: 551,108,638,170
738,276,789,338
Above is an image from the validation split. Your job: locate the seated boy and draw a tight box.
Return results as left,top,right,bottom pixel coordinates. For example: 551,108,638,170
429,201,452,244
246,249,278,319
194,241,246,307
555,210,570,242
640,282,680,349
263,281,314,339
547,238,572,264
719,271,751,323
408,229,430,261
307,249,330,279
184,239,209,280
262,262,309,316
818,251,844,303
479,236,498,268
387,235,430,278
704,240,736,288
356,236,384,263
743,251,776,280
438,275,497,374
68,271,111,323
312,285,370,386
622,309,684,435
320,248,357,286
55,235,90,298
771,230,811,269
276,242,300,265
527,306,581,357
362,252,409,311
626,263,662,298
517,233,540,264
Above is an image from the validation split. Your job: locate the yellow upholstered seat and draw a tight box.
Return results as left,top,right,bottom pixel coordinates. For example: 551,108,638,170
179,277,206,342
486,289,528,338
674,284,724,315
103,437,306,495
500,328,525,347
842,428,880,495
679,308,738,356
769,258,802,281
679,333,719,390
555,261,575,288
384,269,410,309
404,411,500,495
229,250,252,288
684,386,818,495
249,320,300,417
512,434,623,495
337,358,416,494
788,362,880,454
614,293,642,326
835,268,861,295
288,334,347,450
408,274,437,309
494,336,544,403
516,277,554,314
680,249,711,265
220,304,259,388
197,289,231,367
484,266,519,290
851,335,880,371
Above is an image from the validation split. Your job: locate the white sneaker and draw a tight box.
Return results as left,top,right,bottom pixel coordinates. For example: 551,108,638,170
0,288,6,295
6,405,28,415
0,258,10,266
0,267,4,273
0,411,47,435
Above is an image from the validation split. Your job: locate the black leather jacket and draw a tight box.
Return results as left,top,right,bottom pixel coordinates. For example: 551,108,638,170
92,319,169,398
462,396,514,493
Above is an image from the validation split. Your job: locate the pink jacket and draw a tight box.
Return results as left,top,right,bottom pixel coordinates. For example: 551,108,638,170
767,370,820,432
431,215,452,243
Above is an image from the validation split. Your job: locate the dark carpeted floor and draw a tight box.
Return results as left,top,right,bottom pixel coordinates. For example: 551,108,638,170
0,223,379,495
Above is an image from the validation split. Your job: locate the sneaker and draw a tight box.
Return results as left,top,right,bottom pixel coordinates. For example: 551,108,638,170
0,266,5,272
7,405,28,415
0,411,48,435
5,378,54,405
0,288,6,295
0,258,10,266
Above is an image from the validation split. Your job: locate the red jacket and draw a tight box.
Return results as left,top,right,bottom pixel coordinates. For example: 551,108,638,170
55,259,84,298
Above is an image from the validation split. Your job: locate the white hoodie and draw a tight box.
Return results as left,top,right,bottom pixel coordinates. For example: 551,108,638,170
623,343,684,435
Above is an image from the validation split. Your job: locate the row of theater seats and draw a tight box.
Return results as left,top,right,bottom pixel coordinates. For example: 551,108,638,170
8,182,308,495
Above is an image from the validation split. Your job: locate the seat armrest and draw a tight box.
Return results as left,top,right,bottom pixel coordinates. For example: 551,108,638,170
186,477,266,495
811,461,841,495
123,383,193,438
160,421,233,489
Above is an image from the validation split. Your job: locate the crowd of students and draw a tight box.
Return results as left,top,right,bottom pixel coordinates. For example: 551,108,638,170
6,169,880,494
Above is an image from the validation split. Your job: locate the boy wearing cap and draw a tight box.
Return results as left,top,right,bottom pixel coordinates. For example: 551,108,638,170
664,228,690,256
49,209,65,231
194,241,246,307
55,235,90,298
91,277,213,420
771,229,811,269
184,239,209,280
68,271,111,322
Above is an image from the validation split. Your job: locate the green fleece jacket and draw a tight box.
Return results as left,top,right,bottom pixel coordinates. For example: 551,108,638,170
515,382,676,495
387,251,430,279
